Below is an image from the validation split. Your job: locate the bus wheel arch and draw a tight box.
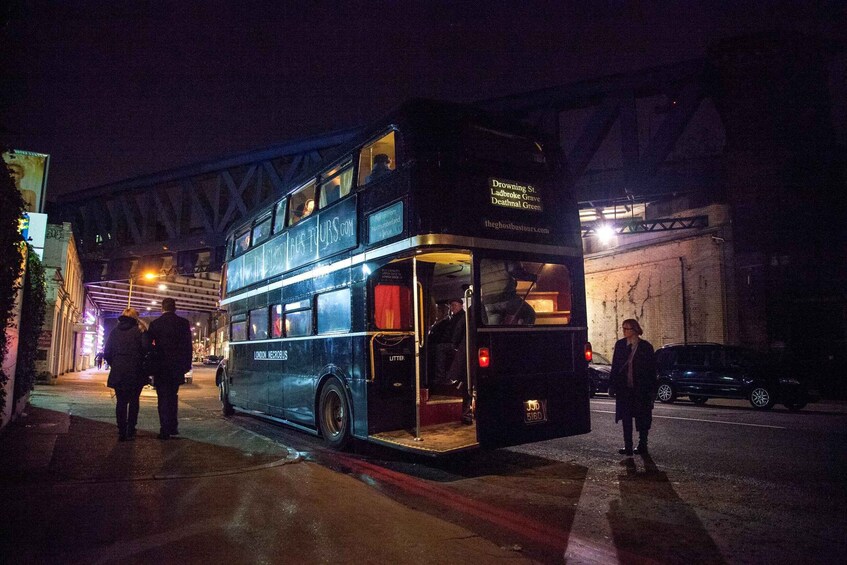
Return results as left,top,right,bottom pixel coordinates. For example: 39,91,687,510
316,376,353,450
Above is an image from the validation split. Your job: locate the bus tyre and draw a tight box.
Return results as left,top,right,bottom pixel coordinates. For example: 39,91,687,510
220,383,235,417
318,379,352,450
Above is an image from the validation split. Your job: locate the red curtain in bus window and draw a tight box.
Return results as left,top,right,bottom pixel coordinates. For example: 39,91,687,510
374,284,412,329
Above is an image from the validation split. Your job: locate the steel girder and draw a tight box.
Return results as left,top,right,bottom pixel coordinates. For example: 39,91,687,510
58,128,360,272
479,58,718,208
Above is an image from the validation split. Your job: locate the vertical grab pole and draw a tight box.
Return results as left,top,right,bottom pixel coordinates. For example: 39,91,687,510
412,256,422,441
463,285,473,399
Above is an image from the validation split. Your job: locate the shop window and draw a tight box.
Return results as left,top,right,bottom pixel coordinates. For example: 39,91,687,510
358,131,397,186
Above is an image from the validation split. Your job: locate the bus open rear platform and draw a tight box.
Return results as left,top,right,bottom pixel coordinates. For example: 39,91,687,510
369,421,478,455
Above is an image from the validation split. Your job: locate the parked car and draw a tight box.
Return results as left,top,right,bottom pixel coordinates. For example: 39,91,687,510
654,343,815,410
202,355,222,366
184,369,193,384
588,352,613,397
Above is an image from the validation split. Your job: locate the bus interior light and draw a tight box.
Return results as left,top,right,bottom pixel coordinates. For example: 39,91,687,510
584,342,593,362
478,347,490,368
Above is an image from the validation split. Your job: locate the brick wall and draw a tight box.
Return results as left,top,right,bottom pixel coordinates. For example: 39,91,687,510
585,205,736,357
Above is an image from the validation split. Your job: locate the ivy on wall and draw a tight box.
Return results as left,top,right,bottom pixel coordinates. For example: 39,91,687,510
14,247,46,402
0,150,26,416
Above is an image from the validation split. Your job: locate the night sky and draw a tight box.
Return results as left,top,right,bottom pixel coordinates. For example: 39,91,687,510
1,1,843,199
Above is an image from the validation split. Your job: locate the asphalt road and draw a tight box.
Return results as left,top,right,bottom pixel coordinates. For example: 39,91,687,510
215,371,847,564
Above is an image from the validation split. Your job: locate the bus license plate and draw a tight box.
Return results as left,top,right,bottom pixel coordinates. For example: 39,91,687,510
523,399,547,424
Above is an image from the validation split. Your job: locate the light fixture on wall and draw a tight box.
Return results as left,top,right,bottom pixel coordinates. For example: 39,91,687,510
597,223,616,245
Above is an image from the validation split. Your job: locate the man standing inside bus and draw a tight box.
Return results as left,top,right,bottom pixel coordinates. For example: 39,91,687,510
147,298,193,440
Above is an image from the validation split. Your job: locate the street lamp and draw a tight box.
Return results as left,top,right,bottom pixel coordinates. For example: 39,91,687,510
128,272,162,308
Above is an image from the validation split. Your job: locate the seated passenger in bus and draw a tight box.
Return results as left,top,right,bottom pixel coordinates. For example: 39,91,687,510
364,154,392,183
292,199,315,223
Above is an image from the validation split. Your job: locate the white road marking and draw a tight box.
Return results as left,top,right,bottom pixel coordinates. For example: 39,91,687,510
591,409,786,429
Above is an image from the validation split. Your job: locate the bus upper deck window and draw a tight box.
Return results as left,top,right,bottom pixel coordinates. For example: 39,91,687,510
252,216,272,246
359,131,397,186
319,162,353,208
234,230,250,257
289,181,317,226
273,201,287,233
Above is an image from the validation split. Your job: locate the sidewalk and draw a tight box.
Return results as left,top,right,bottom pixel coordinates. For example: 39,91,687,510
1,369,533,564
0,369,298,484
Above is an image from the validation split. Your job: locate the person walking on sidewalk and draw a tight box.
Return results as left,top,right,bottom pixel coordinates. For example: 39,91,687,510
610,318,657,456
147,298,193,440
103,307,149,441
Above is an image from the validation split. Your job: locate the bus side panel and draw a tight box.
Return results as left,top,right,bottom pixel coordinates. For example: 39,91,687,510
282,338,316,426
227,343,249,409
475,330,591,449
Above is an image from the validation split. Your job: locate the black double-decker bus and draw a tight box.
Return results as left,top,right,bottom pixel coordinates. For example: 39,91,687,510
217,99,591,454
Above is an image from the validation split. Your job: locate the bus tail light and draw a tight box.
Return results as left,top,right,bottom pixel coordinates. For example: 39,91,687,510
478,347,490,368
584,342,593,362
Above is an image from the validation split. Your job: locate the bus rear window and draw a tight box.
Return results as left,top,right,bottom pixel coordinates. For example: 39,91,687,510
463,125,546,168
373,284,412,330
479,259,572,326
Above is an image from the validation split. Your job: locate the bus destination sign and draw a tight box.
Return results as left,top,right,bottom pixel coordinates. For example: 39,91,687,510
368,201,404,244
489,178,543,212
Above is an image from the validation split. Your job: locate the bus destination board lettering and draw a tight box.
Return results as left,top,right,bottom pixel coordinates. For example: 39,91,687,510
254,350,288,361
368,201,403,244
489,178,543,212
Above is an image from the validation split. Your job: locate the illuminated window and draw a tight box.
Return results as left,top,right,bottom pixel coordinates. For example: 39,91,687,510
358,131,397,186
271,304,283,338
233,230,250,257
249,307,269,340
288,181,317,226
373,284,412,330
480,260,572,326
319,161,354,208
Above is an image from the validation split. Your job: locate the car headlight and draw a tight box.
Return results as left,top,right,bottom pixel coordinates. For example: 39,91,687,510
779,377,800,385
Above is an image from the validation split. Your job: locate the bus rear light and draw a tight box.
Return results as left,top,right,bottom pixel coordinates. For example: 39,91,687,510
478,347,490,368
584,342,593,362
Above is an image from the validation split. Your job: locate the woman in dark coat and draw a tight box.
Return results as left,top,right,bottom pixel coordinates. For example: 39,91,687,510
610,318,657,456
103,307,149,441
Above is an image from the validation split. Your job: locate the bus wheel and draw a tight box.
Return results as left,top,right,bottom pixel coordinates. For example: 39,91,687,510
220,380,235,417
318,379,351,450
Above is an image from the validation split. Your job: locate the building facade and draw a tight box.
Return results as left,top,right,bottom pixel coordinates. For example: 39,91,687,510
38,222,89,380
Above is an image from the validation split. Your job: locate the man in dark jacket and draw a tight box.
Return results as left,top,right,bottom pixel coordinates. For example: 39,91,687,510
147,298,193,439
